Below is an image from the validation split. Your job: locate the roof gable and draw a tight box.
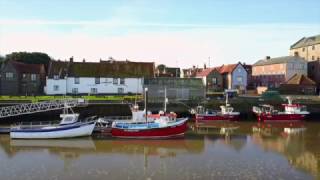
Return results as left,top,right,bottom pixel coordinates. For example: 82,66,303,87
285,74,316,85
9,61,45,74
290,34,320,49
196,67,222,77
253,56,305,66
219,63,240,74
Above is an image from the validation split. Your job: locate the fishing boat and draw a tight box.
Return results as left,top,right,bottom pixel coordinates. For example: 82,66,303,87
10,103,96,139
252,97,309,121
111,88,189,139
195,93,240,122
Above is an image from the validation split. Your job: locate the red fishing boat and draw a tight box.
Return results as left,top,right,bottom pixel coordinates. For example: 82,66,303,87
252,97,309,121
195,94,240,122
111,88,189,139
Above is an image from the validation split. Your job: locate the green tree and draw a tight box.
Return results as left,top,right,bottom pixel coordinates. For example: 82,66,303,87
5,52,52,70
0,55,5,67
157,64,166,73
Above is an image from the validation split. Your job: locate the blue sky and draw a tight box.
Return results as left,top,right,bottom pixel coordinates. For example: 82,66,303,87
0,0,319,67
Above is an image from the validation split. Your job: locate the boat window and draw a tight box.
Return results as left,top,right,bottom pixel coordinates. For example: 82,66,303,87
64,117,74,122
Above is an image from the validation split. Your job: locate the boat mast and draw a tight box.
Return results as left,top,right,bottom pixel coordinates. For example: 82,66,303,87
164,86,167,113
145,87,148,123
225,92,229,106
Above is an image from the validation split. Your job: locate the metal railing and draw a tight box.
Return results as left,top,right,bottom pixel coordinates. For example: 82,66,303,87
0,98,87,119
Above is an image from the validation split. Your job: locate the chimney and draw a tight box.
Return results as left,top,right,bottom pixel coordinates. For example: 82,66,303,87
69,56,74,62
204,63,207,69
266,56,270,60
82,58,86,62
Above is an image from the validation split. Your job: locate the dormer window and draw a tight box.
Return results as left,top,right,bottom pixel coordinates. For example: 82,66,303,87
53,75,59,80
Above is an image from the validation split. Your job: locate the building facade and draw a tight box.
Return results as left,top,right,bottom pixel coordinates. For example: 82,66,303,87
219,63,248,90
0,61,45,95
252,56,307,88
45,58,154,95
195,67,223,92
143,77,205,102
290,34,320,61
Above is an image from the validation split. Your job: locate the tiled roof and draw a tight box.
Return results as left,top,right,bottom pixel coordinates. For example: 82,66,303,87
48,59,155,78
290,34,320,49
10,61,45,74
253,56,305,66
195,67,220,77
219,64,238,74
47,60,69,78
285,74,316,85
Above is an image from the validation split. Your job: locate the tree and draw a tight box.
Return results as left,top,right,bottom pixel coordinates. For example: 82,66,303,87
157,64,166,73
0,55,5,68
5,52,52,70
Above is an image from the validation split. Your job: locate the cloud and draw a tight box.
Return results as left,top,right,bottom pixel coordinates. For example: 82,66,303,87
1,23,319,68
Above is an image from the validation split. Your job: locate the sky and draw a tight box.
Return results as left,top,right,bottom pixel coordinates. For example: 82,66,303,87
0,0,319,68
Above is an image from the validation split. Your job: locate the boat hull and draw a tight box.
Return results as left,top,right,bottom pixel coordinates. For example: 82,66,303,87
10,121,96,139
195,114,239,122
111,119,188,139
255,113,307,121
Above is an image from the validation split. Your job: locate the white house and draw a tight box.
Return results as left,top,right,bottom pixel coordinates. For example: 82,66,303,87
45,58,154,95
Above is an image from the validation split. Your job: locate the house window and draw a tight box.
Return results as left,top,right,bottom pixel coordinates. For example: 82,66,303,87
90,88,98,94
212,78,217,85
5,72,14,79
302,47,305,52
237,76,243,83
238,68,241,73
53,75,59,80
53,85,59,91
95,77,100,84
312,56,314,60
312,45,315,50
72,88,78,94
74,77,80,84
22,73,27,79
118,87,124,94
113,78,118,85
31,74,37,81
120,78,125,85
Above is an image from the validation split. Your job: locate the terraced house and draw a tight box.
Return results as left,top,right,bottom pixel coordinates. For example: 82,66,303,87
0,61,46,95
45,58,155,95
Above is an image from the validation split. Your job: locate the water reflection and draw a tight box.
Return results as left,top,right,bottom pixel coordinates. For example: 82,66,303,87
251,121,319,178
0,122,318,179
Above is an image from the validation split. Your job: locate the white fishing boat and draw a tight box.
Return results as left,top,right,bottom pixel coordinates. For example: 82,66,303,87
10,103,96,139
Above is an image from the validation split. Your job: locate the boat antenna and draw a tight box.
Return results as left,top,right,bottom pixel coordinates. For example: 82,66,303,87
145,87,148,123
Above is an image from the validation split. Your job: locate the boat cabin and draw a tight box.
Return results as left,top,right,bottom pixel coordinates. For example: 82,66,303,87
59,113,80,125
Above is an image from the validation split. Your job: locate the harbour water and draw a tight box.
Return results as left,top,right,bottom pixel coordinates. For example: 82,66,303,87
0,121,319,180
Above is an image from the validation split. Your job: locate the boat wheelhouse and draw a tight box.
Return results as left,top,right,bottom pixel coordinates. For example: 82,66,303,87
111,88,189,139
195,94,240,122
252,97,309,121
